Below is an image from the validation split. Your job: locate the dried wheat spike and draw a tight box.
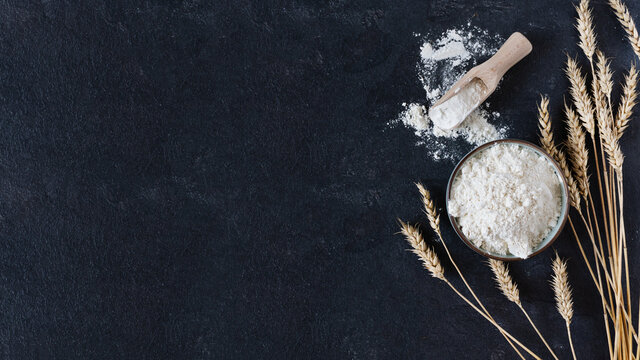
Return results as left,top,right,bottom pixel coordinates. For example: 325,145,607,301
615,65,638,139
565,104,589,199
551,253,574,324
594,52,613,143
600,124,624,173
576,0,597,60
593,52,623,172
557,148,581,210
415,183,442,239
489,259,521,305
537,96,556,156
566,56,595,136
596,50,613,101
399,220,445,280
610,0,640,61
537,96,581,209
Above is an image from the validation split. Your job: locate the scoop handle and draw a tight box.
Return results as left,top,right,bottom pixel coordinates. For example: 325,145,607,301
482,32,532,86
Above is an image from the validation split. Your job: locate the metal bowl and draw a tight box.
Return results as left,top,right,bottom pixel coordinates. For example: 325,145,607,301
445,139,570,261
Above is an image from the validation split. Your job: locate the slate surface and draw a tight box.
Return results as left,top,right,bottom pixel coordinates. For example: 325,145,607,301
0,1,638,359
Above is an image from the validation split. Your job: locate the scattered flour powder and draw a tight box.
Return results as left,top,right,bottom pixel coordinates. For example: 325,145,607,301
390,25,508,161
448,143,564,258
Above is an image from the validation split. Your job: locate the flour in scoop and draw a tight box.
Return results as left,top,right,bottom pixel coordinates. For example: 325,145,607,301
448,143,563,258
429,79,487,129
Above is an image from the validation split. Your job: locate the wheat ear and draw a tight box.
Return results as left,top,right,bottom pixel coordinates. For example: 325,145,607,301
615,65,638,140
489,260,559,360
609,0,640,60
594,54,625,173
415,183,442,240
552,254,574,326
565,103,589,200
489,259,521,305
552,253,577,360
596,50,614,102
576,0,597,61
399,220,444,280
537,96,556,156
537,96,581,209
566,56,596,136
600,122,624,174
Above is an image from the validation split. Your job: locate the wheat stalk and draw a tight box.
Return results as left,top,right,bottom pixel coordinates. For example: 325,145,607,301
569,5,635,355
552,253,577,360
609,0,640,60
489,259,559,360
563,53,623,350
594,45,628,360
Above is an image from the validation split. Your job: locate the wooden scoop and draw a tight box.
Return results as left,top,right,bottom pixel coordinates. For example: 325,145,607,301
429,32,532,129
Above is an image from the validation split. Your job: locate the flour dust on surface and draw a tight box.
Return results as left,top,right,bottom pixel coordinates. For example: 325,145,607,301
390,24,509,161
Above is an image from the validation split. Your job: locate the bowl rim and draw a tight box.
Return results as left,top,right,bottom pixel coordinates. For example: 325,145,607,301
445,139,570,261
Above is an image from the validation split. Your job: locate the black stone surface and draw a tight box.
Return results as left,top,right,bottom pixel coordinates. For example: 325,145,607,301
0,1,638,359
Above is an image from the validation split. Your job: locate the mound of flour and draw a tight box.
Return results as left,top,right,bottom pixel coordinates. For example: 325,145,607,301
390,25,508,161
448,144,563,258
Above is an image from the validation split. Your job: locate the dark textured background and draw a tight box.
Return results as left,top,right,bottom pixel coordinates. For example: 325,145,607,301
0,0,638,359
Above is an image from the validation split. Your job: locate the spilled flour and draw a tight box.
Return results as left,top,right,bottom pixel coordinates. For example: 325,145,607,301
390,24,509,161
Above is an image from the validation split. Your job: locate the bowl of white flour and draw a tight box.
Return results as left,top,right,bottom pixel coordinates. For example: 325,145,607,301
446,139,569,260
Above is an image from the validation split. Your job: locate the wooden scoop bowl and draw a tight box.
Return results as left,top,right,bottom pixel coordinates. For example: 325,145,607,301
429,32,533,128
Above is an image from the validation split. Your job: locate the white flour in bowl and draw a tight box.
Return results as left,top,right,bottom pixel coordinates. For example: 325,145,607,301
389,25,508,161
447,143,564,258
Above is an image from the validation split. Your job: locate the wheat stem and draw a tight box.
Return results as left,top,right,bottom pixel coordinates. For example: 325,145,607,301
567,322,578,360
520,307,559,360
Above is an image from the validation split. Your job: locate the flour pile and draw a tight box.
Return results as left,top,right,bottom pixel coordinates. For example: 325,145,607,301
448,144,564,258
391,25,508,161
